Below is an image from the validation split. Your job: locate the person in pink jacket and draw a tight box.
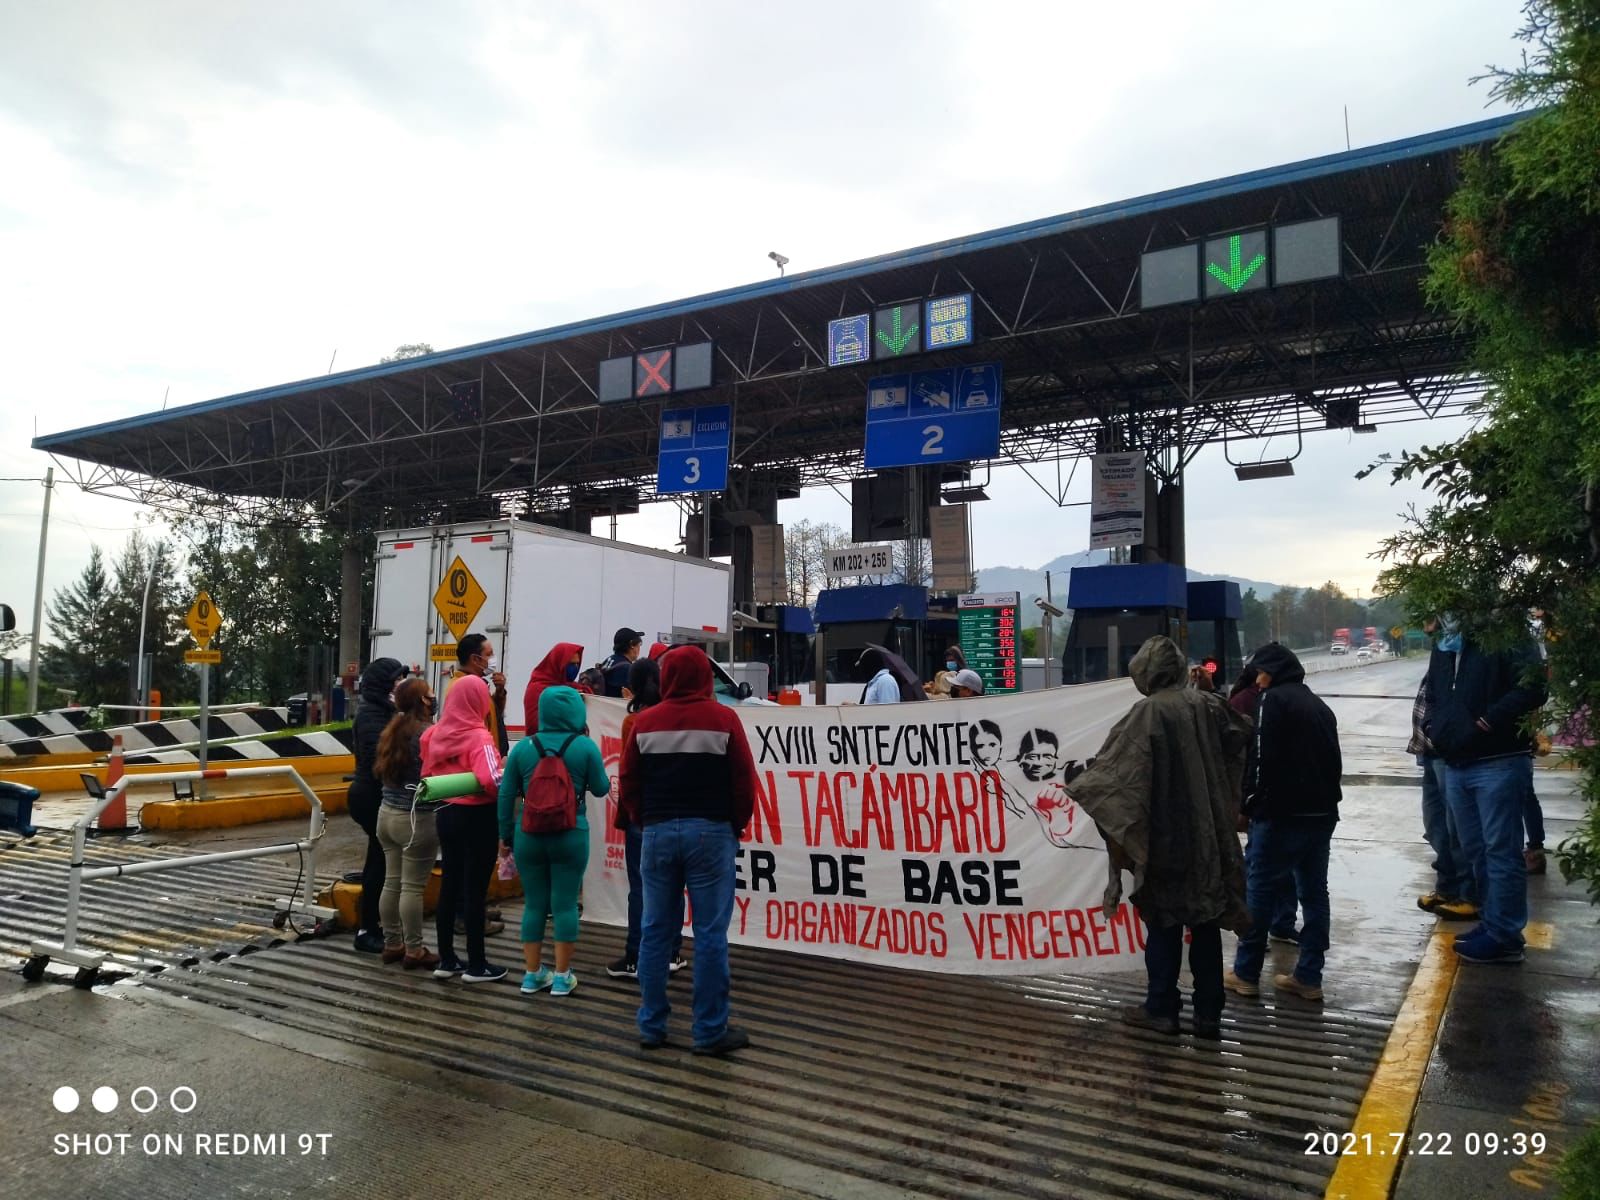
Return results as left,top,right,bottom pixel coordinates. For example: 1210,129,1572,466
420,674,507,983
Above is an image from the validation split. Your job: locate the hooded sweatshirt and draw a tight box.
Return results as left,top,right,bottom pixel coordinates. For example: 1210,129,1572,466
419,674,502,805
350,658,408,800
620,646,761,833
1423,635,1546,765
1062,636,1252,931
1246,643,1342,820
498,685,610,843
523,642,583,731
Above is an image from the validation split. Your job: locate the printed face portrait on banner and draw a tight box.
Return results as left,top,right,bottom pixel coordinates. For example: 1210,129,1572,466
584,681,1145,976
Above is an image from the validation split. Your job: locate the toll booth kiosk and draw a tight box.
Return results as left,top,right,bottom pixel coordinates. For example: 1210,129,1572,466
1061,564,1187,684
1186,580,1245,683
735,604,817,695
813,584,927,688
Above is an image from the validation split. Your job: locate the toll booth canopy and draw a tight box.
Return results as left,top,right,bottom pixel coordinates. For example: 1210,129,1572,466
814,584,927,685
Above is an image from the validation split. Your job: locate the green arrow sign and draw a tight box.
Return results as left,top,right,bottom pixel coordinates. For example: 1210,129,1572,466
873,304,921,358
1205,234,1267,293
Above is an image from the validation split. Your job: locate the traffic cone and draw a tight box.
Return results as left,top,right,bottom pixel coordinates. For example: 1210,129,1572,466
97,733,130,832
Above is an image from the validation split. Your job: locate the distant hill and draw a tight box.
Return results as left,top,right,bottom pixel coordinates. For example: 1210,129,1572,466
976,552,1283,627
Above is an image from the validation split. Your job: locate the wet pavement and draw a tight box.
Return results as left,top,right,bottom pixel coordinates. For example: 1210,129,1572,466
0,655,1594,1198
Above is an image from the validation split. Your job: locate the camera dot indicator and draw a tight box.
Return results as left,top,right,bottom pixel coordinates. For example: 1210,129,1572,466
52,1086,80,1114
91,1086,119,1113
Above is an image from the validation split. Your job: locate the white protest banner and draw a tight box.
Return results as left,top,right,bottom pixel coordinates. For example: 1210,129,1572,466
1089,451,1146,549
580,679,1148,976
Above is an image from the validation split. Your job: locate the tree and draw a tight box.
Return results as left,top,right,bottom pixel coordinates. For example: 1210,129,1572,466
891,538,930,587
1241,588,1271,650
43,546,122,705
784,520,848,605
380,343,433,363
1374,1,1600,903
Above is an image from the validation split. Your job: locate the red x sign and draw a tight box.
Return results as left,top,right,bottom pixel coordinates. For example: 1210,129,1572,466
635,349,673,397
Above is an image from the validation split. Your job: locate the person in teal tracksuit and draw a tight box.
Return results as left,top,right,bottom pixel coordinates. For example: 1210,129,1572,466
498,685,610,997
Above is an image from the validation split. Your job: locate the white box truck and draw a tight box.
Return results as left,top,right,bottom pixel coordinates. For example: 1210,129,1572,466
369,520,733,730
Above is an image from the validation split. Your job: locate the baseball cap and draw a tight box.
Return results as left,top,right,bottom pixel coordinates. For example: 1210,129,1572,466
950,669,985,694
613,627,645,653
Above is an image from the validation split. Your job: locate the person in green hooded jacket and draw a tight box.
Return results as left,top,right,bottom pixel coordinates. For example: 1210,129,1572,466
498,684,610,997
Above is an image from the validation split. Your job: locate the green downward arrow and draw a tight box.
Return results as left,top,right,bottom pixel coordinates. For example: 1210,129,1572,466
875,307,919,354
1206,234,1266,293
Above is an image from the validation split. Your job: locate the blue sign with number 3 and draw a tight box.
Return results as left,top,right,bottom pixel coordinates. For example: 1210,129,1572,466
863,364,1002,469
658,404,731,494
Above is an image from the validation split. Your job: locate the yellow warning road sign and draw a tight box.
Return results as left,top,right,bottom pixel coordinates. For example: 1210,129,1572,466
186,592,222,648
1390,626,1404,640
184,649,222,665
432,556,487,642
430,643,460,663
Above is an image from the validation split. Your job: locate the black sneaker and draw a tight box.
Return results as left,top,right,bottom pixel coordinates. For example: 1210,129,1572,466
1193,1017,1223,1041
668,955,687,974
353,930,385,954
606,957,638,979
462,963,508,984
639,1034,669,1050
1268,928,1301,945
1118,1004,1179,1035
692,1026,751,1056
432,956,466,980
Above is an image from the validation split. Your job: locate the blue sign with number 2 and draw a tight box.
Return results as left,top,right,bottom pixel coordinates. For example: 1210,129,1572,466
863,364,1002,469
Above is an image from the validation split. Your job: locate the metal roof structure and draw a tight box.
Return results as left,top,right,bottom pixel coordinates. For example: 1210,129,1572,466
35,112,1525,529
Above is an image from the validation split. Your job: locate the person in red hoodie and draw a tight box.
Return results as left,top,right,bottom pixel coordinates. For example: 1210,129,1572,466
523,642,583,731
621,646,760,1056
420,674,507,983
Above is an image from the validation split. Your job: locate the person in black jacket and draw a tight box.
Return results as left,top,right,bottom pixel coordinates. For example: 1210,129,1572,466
348,657,409,953
1423,619,1547,964
1225,643,1341,1002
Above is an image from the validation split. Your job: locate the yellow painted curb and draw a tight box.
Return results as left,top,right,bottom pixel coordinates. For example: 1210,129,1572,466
1324,928,1460,1199
0,754,355,794
139,784,350,830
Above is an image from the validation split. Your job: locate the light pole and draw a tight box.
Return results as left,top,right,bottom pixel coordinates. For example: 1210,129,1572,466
26,468,54,715
133,540,163,720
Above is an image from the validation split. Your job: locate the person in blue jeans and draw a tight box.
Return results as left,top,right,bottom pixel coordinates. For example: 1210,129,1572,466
1407,672,1478,918
620,646,762,1055
1424,618,1546,964
1226,643,1342,1002
607,656,685,981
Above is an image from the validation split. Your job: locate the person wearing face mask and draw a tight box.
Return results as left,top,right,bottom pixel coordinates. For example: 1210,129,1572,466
931,646,968,696
451,633,508,757
524,642,585,725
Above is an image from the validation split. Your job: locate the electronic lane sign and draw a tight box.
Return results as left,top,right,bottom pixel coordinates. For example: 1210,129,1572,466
957,591,1020,694
863,362,1002,470
925,292,974,348
828,314,871,367
872,302,922,360
597,341,715,403
1203,230,1269,299
657,403,731,494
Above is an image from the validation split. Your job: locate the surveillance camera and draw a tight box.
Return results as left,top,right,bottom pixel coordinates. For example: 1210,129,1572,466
1034,597,1065,619
768,251,790,267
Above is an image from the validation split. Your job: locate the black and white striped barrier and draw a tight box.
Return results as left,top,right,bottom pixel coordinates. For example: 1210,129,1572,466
124,727,353,766
0,707,292,759
0,709,94,742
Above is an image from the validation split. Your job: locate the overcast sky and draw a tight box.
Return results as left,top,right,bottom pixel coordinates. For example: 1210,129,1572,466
0,1,1518,637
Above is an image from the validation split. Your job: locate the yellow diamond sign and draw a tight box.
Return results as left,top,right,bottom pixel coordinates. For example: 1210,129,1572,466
186,591,222,648
433,557,487,641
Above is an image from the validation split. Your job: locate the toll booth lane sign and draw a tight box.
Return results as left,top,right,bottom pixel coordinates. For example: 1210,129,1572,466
926,293,974,349
433,557,488,642
657,403,731,495
828,314,870,367
873,302,922,360
864,362,1002,470
186,592,222,649
957,591,1020,694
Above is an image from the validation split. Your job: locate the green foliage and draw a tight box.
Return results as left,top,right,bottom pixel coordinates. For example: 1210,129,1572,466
41,535,187,709
1559,1123,1600,1200
380,343,434,363
1376,0,1600,901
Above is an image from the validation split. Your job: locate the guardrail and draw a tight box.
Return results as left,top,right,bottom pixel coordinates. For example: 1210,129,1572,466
22,764,338,984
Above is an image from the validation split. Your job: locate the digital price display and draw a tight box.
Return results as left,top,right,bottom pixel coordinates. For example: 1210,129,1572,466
925,292,974,348
957,591,1020,694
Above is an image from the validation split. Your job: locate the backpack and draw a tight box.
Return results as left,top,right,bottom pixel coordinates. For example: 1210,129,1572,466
521,733,580,834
